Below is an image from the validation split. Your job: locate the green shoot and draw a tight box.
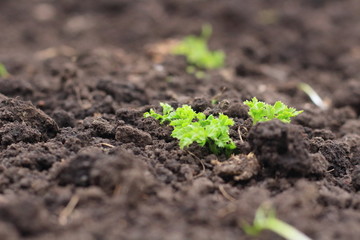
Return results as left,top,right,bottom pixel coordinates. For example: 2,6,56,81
172,24,225,71
298,83,328,110
243,205,312,240
211,99,218,105
144,103,236,155
144,102,175,124
0,63,9,78
244,97,303,125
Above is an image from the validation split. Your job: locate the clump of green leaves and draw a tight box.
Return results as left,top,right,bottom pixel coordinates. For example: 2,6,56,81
0,63,9,78
243,205,312,240
172,24,225,74
244,97,303,125
144,103,236,155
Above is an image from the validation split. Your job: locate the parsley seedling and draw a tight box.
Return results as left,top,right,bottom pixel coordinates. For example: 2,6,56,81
243,205,312,240
144,102,176,124
172,24,225,77
144,103,236,155
244,97,303,125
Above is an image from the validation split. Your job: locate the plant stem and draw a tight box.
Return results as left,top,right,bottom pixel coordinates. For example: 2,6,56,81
243,205,313,240
298,83,327,110
265,218,312,240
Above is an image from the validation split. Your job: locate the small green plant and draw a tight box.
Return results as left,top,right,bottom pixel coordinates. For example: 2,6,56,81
144,103,236,155
0,63,9,78
211,99,218,105
243,205,312,240
172,24,225,76
244,97,303,125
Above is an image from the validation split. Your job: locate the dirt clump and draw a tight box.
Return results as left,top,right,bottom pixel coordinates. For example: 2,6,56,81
248,120,321,177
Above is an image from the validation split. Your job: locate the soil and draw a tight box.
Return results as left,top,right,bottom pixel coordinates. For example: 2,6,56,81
0,0,359,239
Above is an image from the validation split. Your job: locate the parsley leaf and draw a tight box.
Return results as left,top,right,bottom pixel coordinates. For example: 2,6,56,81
144,103,235,155
244,97,303,124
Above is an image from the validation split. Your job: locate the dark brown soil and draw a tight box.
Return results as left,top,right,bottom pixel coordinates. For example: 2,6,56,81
0,1,359,239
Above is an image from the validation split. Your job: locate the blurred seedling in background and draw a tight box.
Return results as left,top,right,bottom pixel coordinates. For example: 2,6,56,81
172,24,225,78
0,63,9,78
244,97,303,125
144,103,236,155
243,204,312,240
297,83,329,110
211,99,219,105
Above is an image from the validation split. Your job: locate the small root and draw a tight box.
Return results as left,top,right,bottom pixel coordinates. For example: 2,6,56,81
187,150,206,179
237,126,244,143
59,195,80,225
99,142,115,148
219,185,237,202
217,203,237,218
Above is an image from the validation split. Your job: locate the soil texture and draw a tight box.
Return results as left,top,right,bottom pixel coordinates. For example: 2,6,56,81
0,0,360,239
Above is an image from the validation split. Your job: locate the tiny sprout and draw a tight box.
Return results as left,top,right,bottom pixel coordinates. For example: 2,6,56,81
298,83,328,110
243,205,312,240
172,24,225,75
0,63,9,78
211,99,218,105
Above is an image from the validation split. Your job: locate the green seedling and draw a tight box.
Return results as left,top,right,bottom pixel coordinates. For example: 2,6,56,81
172,24,225,74
243,205,312,240
0,63,9,78
144,102,176,124
144,103,236,155
244,97,303,125
211,99,218,105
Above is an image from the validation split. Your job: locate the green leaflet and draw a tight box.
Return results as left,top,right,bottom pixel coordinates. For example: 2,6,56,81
143,103,175,124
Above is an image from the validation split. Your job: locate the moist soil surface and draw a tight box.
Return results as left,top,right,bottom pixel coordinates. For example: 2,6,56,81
0,1,360,239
